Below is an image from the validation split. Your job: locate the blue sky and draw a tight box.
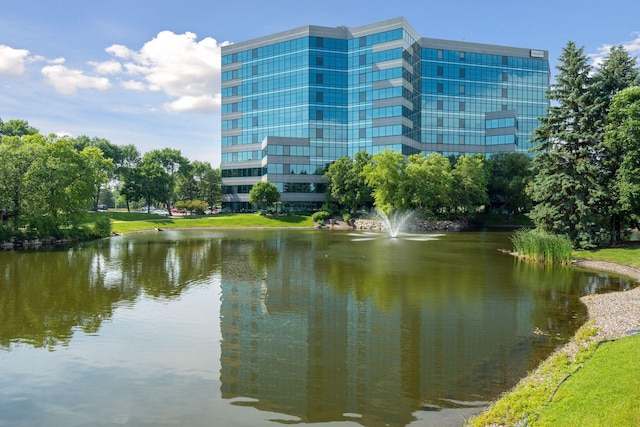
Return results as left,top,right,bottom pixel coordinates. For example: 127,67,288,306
1,0,639,166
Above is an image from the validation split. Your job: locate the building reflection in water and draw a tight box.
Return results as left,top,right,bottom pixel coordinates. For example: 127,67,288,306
217,232,593,425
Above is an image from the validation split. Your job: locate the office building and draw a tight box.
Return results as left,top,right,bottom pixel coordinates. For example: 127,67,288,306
221,17,549,211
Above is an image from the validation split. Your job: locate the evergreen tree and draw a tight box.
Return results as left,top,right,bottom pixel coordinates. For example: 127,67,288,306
593,47,640,242
528,42,608,248
591,46,640,133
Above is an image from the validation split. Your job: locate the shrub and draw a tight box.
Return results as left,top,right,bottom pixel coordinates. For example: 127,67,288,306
511,229,573,264
93,216,112,238
312,211,331,224
342,212,352,224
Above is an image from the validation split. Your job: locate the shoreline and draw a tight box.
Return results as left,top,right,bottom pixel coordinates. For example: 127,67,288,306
469,258,640,426
573,259,640,340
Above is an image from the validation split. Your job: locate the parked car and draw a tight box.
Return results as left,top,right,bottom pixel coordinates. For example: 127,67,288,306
97,205,108,211
151,209,170,216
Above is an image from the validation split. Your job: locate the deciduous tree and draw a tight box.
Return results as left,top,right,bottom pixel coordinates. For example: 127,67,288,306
362,148,408,214
249,181,280,211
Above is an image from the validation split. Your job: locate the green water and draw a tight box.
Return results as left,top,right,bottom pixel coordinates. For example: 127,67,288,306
0,229,634,426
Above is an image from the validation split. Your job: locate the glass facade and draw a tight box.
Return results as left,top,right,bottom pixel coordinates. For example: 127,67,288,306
221,17,549,211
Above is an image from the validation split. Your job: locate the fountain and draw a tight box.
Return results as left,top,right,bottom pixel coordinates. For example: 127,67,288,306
349,208,445,242
376,208,414,238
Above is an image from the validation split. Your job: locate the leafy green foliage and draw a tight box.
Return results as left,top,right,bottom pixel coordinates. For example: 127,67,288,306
92,216,112,238
175,199,208,214
311,210,331,224
324,151,372,212
450,154,490,215
405,152,452,214
0,116,222,241
604,87,640,237
362,149,408,215
487,152,533,214
248,181,280,210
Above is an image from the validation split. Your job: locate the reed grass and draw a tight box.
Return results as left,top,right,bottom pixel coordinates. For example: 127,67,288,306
511,229,573,265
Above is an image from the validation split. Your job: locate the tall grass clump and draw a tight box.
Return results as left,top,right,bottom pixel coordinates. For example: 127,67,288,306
511,229,573,264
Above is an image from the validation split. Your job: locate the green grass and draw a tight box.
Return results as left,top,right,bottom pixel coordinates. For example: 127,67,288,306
536,335,640,427
574,246,640,269
466,322,601,427
86,211,314,234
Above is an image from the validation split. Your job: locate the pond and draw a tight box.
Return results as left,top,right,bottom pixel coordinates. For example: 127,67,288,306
0,229,635,426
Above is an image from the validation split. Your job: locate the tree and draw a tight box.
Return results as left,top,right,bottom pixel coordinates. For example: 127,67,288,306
81,146,114,211
324,151,372,213
450,154,490,215
23,136,97,235
604,86,640,239
177,160,221,210
362,148,408,214
404,152,452,215
528,41,608,248
139,161,172,213
592,47,640,242
591,46,640,134
487,152,533,214
142,148,189,215
199,166,222,210
0,134,45,231
0,118,39,137
114,144,141,212
249,181,280,211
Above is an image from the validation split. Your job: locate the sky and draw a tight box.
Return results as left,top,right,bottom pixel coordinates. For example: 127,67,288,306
1,0,640,167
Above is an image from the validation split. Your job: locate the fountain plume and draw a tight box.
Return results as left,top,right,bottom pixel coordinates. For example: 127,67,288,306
376,208,414,238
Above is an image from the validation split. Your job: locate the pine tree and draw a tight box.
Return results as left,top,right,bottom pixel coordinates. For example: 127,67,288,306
528,42,609,248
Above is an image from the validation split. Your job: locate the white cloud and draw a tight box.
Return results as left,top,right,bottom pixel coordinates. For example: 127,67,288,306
121,79,146,91
4,31,229,113
105,44,134,60
106,31,227,112
90,60,122,75
589,32,640,69
41,64,111,95
0,44,30,76
164,94,220,112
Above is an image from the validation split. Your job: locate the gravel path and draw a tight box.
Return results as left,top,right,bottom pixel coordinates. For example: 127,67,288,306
573,259,640,339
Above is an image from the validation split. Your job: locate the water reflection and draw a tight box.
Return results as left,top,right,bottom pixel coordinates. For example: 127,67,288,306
217,231,634,426
0,233,222,349
0,230,635,427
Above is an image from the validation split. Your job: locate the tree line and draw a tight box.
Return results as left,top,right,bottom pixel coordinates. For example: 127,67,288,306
2,43,637,248
0,119,221,240
324,43,640,250
322,149,532,219
528,43,640,248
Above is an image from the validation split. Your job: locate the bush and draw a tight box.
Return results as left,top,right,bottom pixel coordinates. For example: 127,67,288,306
312,211,331,224
511,229,573,264
93,216,112,238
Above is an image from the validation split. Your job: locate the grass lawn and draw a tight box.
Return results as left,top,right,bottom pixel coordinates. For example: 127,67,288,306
87,211,314,234
574,246,640,269
536,335,640,427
